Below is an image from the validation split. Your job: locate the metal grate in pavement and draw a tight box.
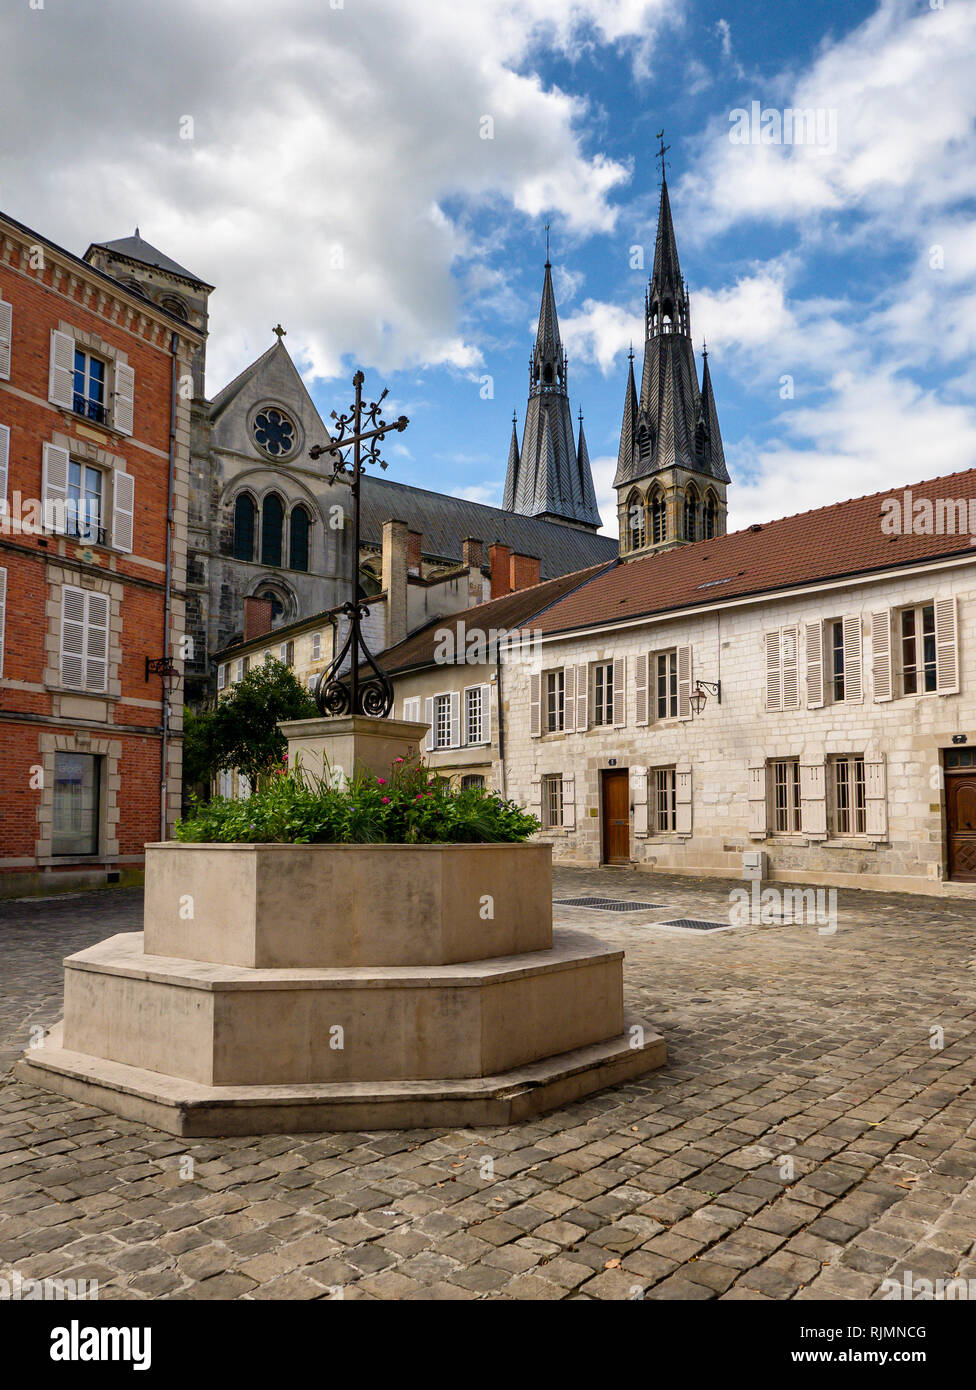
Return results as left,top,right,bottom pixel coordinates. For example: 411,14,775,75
554,897,665,913
654,918,732,933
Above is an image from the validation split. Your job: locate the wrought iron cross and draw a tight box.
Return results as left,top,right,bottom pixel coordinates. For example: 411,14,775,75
656,129,670,180
308,370,408,719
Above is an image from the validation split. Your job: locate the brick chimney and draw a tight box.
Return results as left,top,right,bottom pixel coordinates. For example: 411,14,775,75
406,530,422,575
510,552,541,592
382,518,409,647
462,537,482,569
243,595,273,641
489,543,512,599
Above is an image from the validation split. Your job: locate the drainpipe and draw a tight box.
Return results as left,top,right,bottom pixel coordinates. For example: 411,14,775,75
495,644,507,799
160,331,179,839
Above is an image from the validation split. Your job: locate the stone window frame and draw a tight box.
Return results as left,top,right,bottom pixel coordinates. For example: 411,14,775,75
44,564,123,702
51,428,130,553
57,320,131,439
35,730,121,863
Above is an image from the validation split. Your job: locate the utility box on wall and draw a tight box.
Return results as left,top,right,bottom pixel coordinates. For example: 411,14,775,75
742,850,767,881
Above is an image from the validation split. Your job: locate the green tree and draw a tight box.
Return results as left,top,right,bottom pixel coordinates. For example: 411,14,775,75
189,658,317,791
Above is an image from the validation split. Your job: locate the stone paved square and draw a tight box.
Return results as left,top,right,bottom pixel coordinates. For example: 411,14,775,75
2,871,976,1301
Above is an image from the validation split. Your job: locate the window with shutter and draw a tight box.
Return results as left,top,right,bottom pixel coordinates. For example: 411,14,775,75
677,645,693,720
612,656,626,727
805,620,824,709
60,586,108,692
634,654,649,727
574,663,587,731
42,443,70,534
0,295,11,380
864,756,887,839
528,775,543,818
0,423,9,507
85,593,109,691
423,696,434,752
632,766,648,838
480,683,492,742
935,597,959,695
48,330,75,409
403,696,420,722
0,567,6,677
675,763,692,835
781,625,799,709
799,761,827,839
113,363,135,436
563,665,576,733
449,690,461,747
217,664,226,691
111,470,135,552
529,673,541,737
747,760,768,838
765,630,782,711
871,609,893,702
842,614,863,703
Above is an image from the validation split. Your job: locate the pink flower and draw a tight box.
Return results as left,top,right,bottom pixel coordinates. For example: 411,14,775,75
381,796,390,804
394,757,405,764
377,777,386,785
415,793,423,801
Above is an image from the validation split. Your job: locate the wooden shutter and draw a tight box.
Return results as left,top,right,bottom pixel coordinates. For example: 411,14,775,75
42,442,70,533
113,363,135,436
612,656,626,728
111,470,135,552
0,567,6,677
0,296,11,380
842,614,863,704
782,625,799,710
935,597,959,695
85,592,109,692
864,756,887,839
60,586,86,688
449,690,461,747
632,765,648,838
528,775,542,816
677,645,693,720
574,663,587,731
480,683,491,742
217,664,226,691
871,609,893,702
747,760,767,838
279,642,289,662
799,761,827,839
48,330,74,409
563,665,576,733
805,620,824,709
529,673,541,737
562,772,576,829
765,630,782,711
635,653,649,727
402,696,419,721
423,696,434,752
0,424,9,506
675,763,692,835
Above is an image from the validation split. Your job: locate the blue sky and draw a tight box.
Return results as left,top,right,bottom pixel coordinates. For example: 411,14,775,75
3,0,975,533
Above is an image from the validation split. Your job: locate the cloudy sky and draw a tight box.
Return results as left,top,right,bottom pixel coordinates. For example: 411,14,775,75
3,0,975,533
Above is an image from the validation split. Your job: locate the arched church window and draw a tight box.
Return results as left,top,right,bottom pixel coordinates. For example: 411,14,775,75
627,491,646,551
289,506,310,572
233,494,256,561
702,492,717,540
261,493,284,567
684,487,698,542
651,490,667,545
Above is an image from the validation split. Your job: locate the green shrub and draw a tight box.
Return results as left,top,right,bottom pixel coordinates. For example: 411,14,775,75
175,756,540,845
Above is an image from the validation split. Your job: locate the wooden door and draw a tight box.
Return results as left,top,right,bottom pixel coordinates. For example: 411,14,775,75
602,769,630,865
947,774,976,881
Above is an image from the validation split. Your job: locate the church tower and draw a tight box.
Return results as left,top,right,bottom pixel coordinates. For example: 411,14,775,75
503,251,602,531
614,158,729,557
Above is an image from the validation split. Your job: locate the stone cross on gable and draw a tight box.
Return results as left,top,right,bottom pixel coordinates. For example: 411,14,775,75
273,323,286,342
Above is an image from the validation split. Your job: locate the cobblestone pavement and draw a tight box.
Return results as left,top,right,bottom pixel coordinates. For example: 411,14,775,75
2,871,976,1301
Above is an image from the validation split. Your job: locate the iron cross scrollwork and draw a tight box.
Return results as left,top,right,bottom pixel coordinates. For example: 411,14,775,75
308,371,408,719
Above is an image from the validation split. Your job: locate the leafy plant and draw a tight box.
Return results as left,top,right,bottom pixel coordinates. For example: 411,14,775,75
186,659,317,790
176,756,539,845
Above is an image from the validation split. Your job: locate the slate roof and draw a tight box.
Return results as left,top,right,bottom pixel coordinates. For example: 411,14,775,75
359,475,617,579
86,232,213,288
533,469,976,636
370,563,614,676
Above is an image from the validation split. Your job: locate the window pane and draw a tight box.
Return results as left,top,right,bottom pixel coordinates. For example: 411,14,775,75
52,753,100,856
289,507,309,572
234,494,255,561
261,494,284,567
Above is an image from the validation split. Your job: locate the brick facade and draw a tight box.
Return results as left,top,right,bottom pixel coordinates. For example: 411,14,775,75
0,212,200,895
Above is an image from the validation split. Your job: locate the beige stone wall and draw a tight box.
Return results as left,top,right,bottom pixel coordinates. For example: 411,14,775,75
502,556,976,893
392,662,500,789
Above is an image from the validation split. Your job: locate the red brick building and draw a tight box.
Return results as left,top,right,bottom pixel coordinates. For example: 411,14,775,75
0,212,202,895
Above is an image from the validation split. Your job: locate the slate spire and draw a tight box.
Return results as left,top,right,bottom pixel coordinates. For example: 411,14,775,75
502,412,520,511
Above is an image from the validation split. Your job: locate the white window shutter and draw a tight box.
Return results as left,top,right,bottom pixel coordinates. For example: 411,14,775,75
864,756,887,839
217,664,226,691
480,683,491,743
574,663,587,732
49,330,74,409
113,362,135,436
42,442,70,534
675,763,692,835
935,597,959,695
562,772,576,830
0,567,6,677
632,765,648,838
0,296,11,380
782,625,799,710
563,665,576,733
800,761,827,839
85,592,109,692
842,615,863,704
529,673,541,737
765,630,782,711
0,424,9,506
111,469,135,552
449,690,461,747
747,760,767,839
612,656,626,728
423,696,434,753
635,653,649,727
279,643,288,662
528,775,542,815
677,645,693,721
60,586,86,688
805,620,824,709
871,610,893,702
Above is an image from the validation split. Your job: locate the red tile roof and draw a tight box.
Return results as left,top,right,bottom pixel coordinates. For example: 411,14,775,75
533,469,976,635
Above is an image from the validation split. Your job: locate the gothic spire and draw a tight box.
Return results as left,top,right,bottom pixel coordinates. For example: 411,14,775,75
698,347,730,483
613,350,639,488
576,411,601,528
502,411,520,511
646,174,690,339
